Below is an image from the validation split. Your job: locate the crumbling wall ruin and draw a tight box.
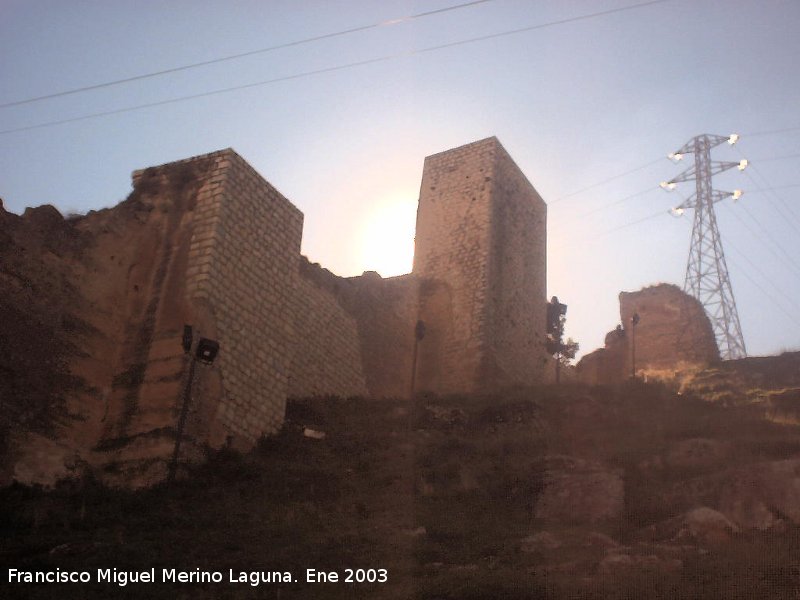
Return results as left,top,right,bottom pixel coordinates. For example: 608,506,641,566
577,284,719,384
289,260,368,399
2,137,549,487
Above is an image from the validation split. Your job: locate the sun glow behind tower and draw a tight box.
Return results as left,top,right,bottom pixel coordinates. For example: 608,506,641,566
359,194,417,277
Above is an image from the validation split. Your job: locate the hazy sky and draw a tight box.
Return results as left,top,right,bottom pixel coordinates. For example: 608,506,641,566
1,0,798,359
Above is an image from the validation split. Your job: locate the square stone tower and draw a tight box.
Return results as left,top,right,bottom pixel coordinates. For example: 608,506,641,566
413,137,547,394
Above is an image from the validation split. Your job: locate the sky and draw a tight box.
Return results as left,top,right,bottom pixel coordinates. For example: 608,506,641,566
1,0,798,360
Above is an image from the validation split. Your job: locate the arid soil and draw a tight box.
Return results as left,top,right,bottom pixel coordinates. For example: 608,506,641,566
3,376,800,599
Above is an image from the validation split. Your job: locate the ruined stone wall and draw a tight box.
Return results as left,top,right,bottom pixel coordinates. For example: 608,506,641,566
619,284,719,370
97,155,222,481
577,284,719,385
413,137,546,394
182,150,303,445
291,259,419,399
3,137,551,487
340,271,419,398
4,149,306,486
289,261,368,398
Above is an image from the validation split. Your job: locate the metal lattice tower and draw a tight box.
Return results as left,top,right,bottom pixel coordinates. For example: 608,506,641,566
661,133,747,360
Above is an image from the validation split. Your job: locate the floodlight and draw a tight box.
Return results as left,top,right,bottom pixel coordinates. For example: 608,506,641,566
660,181,677,191
738,159,748,171
196,338,220,365
668,152,684,161
670,207,685,217
732,189,743,201
728,134,739,145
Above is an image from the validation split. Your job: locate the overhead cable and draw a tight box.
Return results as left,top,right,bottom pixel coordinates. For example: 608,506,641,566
0,0,494,109
0,0,674,135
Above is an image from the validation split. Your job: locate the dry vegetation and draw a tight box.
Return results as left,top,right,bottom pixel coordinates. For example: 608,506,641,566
3,380,800,599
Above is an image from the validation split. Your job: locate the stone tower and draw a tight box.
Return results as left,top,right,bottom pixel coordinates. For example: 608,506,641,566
412,137,547,394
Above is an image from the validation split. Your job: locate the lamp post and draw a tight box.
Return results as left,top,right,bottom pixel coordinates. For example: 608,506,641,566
409,320,425,398
547,297,568,384
630,312,640,379
168,325,219,484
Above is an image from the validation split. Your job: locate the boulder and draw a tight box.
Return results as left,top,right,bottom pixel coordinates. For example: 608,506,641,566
719,459,800,529
535,456,624,525
664,438,733,471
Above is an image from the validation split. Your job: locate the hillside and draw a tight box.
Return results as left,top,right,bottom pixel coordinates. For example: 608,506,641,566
3,377,800,599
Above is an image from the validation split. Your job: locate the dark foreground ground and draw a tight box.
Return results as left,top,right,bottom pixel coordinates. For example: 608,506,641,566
3,381,800,599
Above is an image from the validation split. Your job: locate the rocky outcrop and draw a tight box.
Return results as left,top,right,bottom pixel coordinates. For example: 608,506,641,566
535,455,624,525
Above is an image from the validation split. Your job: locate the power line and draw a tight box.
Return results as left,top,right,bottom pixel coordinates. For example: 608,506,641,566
549,185,660,237
742,168,800,230
552,157,663,204
750,152,800,162
725,240,800,328
0,0,494,109
726,256,800,331
593,208,666,237
734,145,800,230
743,125,800,138
577,185,659,218
747,183,800,192
0,0,674,136
721,201,800,280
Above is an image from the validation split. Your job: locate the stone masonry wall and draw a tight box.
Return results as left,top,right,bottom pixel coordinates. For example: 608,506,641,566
292,258,419,399
289,260,368,398
486,142,548,387
4,137,549,487
339,270,420,398
413,137,547,394
184,150,303,445
413,139,496,394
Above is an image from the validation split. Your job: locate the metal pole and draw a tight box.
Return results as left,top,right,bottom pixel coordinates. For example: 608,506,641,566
410,337,419,399
410,320,425,399
555,348,561,384
168,355,196,484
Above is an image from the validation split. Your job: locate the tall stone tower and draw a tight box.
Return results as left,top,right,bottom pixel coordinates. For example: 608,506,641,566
412,137,547,394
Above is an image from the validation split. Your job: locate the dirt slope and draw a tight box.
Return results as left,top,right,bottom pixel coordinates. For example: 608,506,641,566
3,381,800,599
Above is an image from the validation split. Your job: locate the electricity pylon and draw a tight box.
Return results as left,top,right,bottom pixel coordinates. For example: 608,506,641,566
661,133,747,360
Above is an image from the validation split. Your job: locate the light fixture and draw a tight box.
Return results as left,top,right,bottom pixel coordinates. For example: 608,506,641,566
660,181,677,191
738,159,748,171
732,189,743,201
670,207,685,217
196,338,220,365
668,152,684,161
728,133,739,145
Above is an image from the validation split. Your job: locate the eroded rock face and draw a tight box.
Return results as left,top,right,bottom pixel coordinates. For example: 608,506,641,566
577,283,719,384
719,459,800,530
535,456,624,525
664,438,734,471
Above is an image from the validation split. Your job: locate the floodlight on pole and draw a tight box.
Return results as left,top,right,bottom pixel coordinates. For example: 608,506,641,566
662,133,747,360
168,327,220,484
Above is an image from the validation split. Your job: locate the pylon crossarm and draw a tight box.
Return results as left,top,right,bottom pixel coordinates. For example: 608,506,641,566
709,161,741,177
672,134,729,157
667,164,698,184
